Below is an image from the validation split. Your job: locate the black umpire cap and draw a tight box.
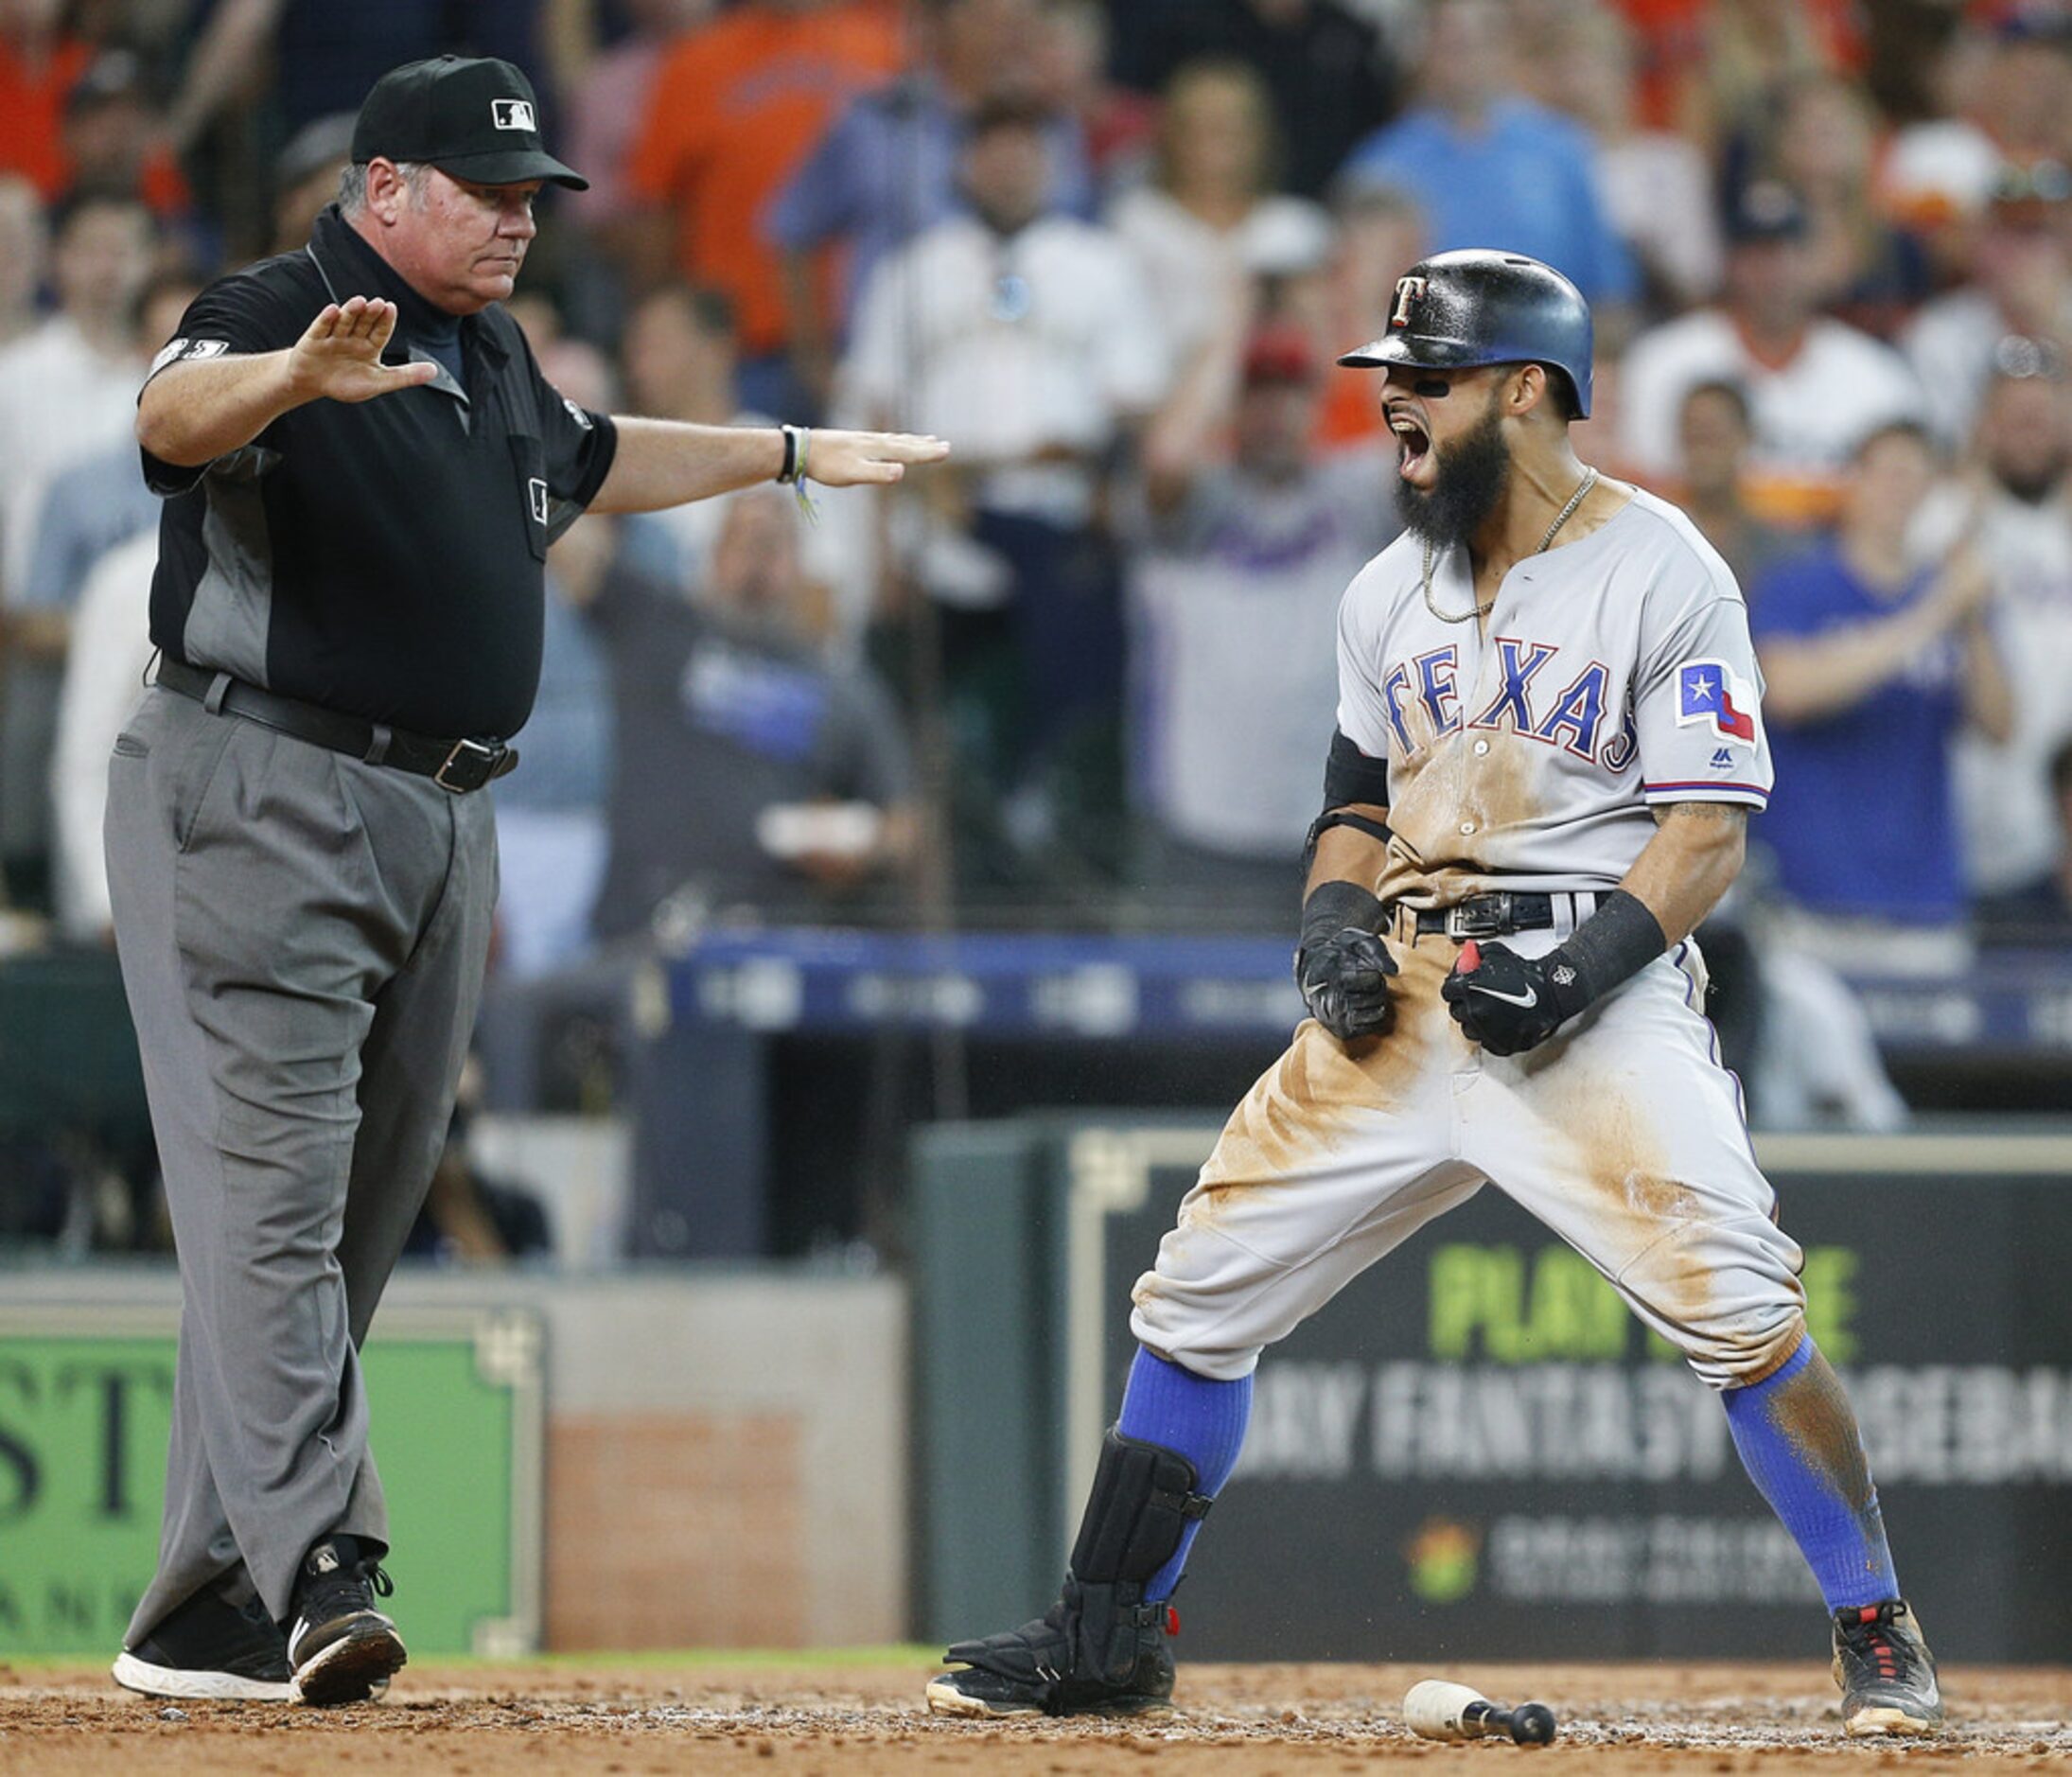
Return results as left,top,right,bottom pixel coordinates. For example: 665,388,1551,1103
351,56,588,190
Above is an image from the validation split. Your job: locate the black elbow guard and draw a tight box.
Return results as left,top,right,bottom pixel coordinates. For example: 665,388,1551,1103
1305,730,1393,860
1322,728,1390,812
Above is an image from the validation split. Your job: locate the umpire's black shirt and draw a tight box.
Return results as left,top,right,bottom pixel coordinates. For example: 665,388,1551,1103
142,204,618,739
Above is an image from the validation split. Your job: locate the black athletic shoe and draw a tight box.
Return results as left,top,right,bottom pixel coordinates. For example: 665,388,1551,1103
925,1577,1178,1718
1833,1598,1942,1736
286,1536,407,1706
112,1586,294,1702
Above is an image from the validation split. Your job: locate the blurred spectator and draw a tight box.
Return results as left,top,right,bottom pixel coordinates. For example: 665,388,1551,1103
405,1073,553,1263
268,112,355,253
622,279,875,642
1976,737,2072,942
24,271,199,622
0,190,151,905
1106,0,1395,199
1621,182,1923,526
0,191,153,597
1316,180,1425,452
1034,0,1157,191
1108,60,1332,373
49,529,155,945
1672,379,1793,595
554,0,715,228
494,338,621,982
1904,161,2072,451
164,0,550,154
1970,13,2072,165
1751,423,2013,974
769,0,1094,405
1533,2,1721,312
1679,0,1853,157
1128,308,1395,923
1763,73,1930,338
1338,0,1637,307
837,97,1165,805
623,0,901,419
60,50,192,220
1914,341,2072,900
0,0,92,199
0,174,47,350
579,487,919,939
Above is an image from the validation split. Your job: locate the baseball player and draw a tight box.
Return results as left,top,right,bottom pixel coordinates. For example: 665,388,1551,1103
107,55,944,1708
927,252,1940,1738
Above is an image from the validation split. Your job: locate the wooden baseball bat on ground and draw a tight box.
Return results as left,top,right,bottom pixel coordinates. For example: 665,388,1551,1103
1404,1679,1559,1746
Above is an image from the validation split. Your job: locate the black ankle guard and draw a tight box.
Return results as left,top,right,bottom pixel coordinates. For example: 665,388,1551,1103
1070,1430,1214,1584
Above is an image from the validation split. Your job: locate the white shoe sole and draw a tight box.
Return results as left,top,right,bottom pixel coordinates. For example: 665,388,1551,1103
1845,1706,1942,1737
924,1676,1044,1718
112,1651,292,1703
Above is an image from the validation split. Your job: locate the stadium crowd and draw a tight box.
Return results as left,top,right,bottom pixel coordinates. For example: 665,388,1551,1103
3,0,2072,1222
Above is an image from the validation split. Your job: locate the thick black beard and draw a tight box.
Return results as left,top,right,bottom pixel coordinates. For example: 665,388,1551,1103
1396,397,1511,551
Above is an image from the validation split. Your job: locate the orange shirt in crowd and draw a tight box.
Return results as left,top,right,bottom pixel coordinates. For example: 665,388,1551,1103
625,1,903,358
0,35,92,198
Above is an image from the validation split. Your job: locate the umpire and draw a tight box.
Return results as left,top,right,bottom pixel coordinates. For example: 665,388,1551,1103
107,55,944,1708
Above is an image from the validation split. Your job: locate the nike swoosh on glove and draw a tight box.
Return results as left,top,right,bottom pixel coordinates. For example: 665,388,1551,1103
1440,939,1587,1055
1297,926,1400,1042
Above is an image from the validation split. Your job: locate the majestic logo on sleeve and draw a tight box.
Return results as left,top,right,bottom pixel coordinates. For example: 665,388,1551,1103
1676,660,1759,744
491,98,536,132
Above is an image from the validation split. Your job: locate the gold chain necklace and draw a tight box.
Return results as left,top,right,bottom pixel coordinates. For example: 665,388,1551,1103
1419,467,1601,625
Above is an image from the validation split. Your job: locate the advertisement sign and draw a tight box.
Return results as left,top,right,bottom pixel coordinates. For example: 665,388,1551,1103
0,1307,544,1657
1064,1128,2072,1663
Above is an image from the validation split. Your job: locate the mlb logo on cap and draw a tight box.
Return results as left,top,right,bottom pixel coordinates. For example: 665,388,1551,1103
351,56,588,189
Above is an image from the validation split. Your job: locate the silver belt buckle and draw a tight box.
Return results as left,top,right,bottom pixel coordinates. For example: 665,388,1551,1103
1445,893,1513,940
433,736,499,792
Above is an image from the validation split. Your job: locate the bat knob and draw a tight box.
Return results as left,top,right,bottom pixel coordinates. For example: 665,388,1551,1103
1511,1703,1557,1746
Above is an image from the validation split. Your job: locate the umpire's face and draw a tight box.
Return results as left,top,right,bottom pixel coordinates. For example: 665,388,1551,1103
364,157,542,315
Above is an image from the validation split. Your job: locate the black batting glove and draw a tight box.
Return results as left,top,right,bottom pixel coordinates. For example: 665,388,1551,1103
1441,940,1590,1056
1295,880,1398,1042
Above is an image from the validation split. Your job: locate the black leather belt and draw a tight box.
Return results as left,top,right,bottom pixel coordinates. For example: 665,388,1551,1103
156,658,518,794
1410,891,1559,939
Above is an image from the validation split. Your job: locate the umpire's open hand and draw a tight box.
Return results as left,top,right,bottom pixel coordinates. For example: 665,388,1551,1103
801,429,952,486
288,295,439,404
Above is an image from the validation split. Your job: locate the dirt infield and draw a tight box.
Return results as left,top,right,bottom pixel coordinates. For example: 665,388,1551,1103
4,1657,2068,1773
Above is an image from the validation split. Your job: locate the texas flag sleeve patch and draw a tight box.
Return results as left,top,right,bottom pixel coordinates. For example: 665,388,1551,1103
1675,659,1758,744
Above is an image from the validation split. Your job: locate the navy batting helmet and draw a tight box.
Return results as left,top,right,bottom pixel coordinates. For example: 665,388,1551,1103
1338,249,1594,418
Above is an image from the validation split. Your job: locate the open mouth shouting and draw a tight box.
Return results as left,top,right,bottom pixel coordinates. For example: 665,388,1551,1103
1389,406,1434,486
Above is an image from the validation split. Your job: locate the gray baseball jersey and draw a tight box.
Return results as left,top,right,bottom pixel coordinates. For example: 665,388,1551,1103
1128,485,1803,1394
1335,486,1773,908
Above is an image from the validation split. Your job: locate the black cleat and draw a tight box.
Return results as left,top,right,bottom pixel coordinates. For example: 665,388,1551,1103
926,1577,1177,1718
286,1537,407,1706
112,1586,293,1702
1833,1598,1942,1736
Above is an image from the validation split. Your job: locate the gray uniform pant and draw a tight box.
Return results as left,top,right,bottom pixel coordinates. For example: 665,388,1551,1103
106,685,497,1640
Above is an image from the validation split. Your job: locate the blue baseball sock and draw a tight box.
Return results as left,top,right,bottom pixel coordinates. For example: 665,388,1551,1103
1115,1347,1252,1602
1722,1336,1899,1612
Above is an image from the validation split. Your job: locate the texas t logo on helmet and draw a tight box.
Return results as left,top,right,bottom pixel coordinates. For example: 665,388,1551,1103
1340,250,1596,418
